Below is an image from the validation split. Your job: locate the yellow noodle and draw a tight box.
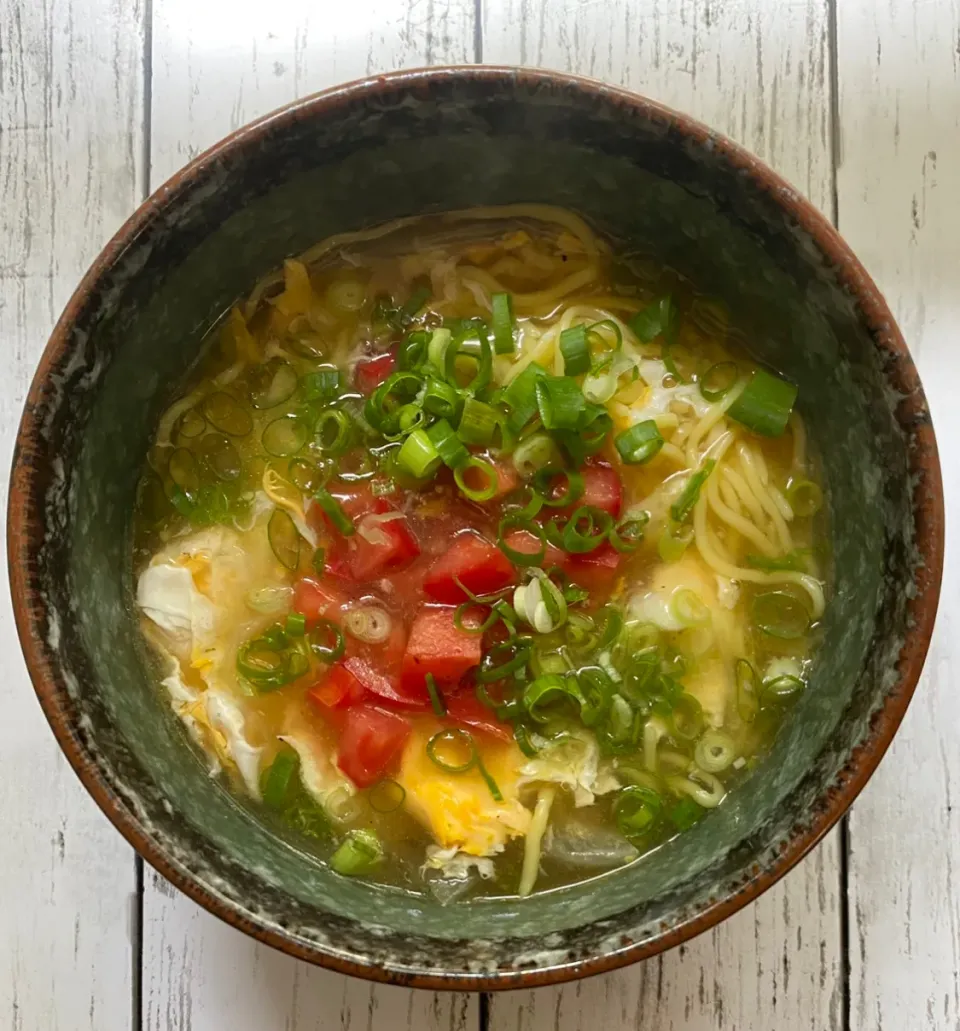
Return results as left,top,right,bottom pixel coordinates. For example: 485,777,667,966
721,466,768,528
739,444,792,551
768,484,794,522
684,381,746,466
705,474,778,556
456,263,599,312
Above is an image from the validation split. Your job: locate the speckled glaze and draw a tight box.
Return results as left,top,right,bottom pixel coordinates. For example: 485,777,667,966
8,68,943,990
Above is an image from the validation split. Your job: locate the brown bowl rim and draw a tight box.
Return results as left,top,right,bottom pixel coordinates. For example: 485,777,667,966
7,65,945,990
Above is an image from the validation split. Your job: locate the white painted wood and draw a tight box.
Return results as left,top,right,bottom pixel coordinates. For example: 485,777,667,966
0,1,143,1029
483,1,842,1027
144,3,479,1028
836,4,960,1029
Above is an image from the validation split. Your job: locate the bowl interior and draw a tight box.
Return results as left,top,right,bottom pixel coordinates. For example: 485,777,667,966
26,71,923,979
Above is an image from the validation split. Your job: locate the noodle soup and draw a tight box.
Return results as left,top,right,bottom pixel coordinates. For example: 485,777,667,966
133,206,827,900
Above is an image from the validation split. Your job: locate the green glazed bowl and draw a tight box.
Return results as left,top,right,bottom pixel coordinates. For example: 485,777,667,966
8,67,944,989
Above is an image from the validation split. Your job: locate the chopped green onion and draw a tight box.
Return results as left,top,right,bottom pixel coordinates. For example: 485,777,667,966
402,281,431,320
268,509,300,570
426,729,477,773
523,673,584,723
615,785,662,835
367,779,406,813
763,673,805,699
445,334,492,394
614,420,663,465
670,692,704,740
427,327,452,369
735,658,761,722
670,460,716,523
535,375,586,430
175,407,206,441
670,588,709,628
314,410,353,455
658,521,693,562
786,479,823,518
513,432,560,479
498,514,546,566
309,619,345,663
397,331,429,370
202,391,253,436
695,730,737,773
397,428,441,479
454,457,498,501
422,377,460,419
168,447,200,492
312,547,326,575
457,397,503,447
477,756,504,801
262,415,308,458
364,371,422,435
285,612,307,637
478,637,533,683
559,324,591,376
532,465,585,508
249,359,299,409
609,512,649,552
300,365,340,401
751,590,811,639
727,368,798,437
287,457,322,494
514,723,540,758
427,419,469,469
236,631,302,691
629,295,674,343
491,292,516,355
699,361,738,402
313,489,355,536
426,673,446,717
503,363,548,434
746,549,809,572
260,748,300,809
331,829,384,876
561,506,613,553
667,796,704,831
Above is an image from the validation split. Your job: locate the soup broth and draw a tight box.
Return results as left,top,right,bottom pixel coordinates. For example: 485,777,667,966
133,206,827,900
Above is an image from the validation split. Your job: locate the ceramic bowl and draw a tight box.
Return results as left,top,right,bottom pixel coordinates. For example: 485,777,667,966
8,67,944,989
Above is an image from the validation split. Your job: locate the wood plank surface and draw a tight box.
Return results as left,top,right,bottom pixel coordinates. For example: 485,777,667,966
482,1,843,1027
143,4,479,1029
0,1,144,1029
836,4,960,1029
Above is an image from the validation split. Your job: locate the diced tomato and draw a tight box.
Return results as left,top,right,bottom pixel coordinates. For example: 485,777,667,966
309,485,387,539
401,605,483,696
293,577,348,624
502,529,566,569
348,511,421,581
306,662,365,709
445,691,513,742
336,705,411,787
563,541,622,591
343,656,430,711
423,532,515,603
491,459,519,498
354,351,396,394
569,460,622,518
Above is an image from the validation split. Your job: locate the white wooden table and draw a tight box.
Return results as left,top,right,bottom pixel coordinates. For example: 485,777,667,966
1,0,956,1027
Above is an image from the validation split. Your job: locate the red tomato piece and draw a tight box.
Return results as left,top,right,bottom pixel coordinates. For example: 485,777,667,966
348,511,421,581
293,577,348,624
306,662,365,709
336,705,411,788
309,485,388,539
491,459,519,498
502,529,566,569
401,605,483,696
423,532,515,603
343,656,430,711
354,351,396,394
445,691,513,742
569,460,622,518
563,541,622,591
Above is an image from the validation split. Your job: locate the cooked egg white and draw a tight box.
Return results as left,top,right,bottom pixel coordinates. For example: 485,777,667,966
279,731,356,821
398,721,532,857
518,728,619,807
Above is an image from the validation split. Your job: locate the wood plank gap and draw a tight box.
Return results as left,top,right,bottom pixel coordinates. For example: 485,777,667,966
479,991,490,1031
839,816,851,1031
826,0,841,227
474,0,483,63
133,858,144,1031
142,0,154,197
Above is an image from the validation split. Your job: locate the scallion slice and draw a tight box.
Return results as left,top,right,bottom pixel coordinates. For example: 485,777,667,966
367,778,406,813
535,375,586,430
699,361,738,402
491,292,515,355
513,432,559,479
629,295,674,343
751,590,811,639
615,784,662,835
427,418,469,469
498,514,546,566
670,459,716,523
397,428,441,479
314,409,353,455
559,324,591,376
561,506,613,553
523,673,585,723
727,368,798,437
267,509,300,570
312,547,326,575
313,489,355,536
735,658,760,722
260,748,300,809
614,420,663,465
309,619,345,663
285,612,307,637
331,829,384,876
445,334,493,394
609,512,649,552
457,397,503,447
426,729,476,772
300,365,340,402
478,637,533,683
427,327,452,370
477,757,504,801
763,673,805,699
401,281,431,320
503,362,548,434
532,465,585,508
426,673,447,717
422,377,460,419
786,479,823,517
454,457,498,501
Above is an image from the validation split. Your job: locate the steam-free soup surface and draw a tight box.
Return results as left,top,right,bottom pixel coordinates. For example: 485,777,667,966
134,206,827,900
